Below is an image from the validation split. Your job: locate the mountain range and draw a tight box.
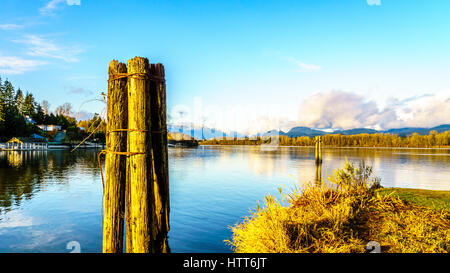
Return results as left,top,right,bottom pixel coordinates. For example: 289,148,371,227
169,124,450,139
264,124,450,138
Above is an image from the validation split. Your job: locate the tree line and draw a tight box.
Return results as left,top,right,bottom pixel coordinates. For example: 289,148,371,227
201,131,450,148
0,76,105,143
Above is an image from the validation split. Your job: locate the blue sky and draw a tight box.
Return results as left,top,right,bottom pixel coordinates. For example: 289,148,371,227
1,0,449,132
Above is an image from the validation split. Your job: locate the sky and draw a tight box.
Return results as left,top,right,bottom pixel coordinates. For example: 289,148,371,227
0,0,449,134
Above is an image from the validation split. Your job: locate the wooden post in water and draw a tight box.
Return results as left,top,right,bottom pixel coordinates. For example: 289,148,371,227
315,136,322,164
103,60,128,253
149,63,170,253
126,57,153,253
318,136,322,163
103,56,169,253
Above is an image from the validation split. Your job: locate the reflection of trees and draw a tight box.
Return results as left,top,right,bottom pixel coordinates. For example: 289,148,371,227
169,146,449,190
0,150,100,215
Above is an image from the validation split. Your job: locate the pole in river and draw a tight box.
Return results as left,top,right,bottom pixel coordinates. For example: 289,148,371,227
126,57,153,253
149,63,170,253
102,57,170,253
315,136,323,164
102,60,127,253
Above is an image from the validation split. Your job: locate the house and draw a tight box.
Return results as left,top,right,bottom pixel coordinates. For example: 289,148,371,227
3,136,48,150
37,124,62,131
25,115,36,124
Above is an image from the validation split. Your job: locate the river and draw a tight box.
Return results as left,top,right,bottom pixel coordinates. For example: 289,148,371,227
0,146,448,252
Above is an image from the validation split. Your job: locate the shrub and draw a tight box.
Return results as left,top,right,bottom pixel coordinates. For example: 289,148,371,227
226,160,449,253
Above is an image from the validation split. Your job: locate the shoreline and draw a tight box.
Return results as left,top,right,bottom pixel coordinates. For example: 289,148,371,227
198,144,450,150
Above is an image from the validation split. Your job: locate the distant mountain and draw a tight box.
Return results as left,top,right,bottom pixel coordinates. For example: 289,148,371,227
168,124,246,140
335,128,379,135
261,130,287,137
383,124,450,137
169,124,450,140
263,124,450,138
285,127,326,138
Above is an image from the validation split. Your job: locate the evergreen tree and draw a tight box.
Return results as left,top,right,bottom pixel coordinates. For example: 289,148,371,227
33,103,45,124
24,92,36,116
3,79,16,110
15,88,25,115
0,76,4,122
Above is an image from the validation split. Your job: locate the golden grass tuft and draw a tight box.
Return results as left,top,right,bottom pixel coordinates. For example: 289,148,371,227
226,160,450,253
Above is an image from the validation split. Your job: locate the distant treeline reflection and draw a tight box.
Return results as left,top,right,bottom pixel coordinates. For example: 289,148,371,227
201,131,450,148
0,150,99,214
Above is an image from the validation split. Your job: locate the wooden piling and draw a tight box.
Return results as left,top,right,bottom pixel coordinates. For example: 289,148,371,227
149,63,170,253
103,60,128,253
315,136,322,164
318,136,322,163
126,57,153,253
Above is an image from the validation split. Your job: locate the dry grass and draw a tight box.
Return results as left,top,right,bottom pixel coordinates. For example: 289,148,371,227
226,160,450,253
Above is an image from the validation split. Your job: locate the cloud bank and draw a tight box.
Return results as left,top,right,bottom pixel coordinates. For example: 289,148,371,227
0,24,23,30
297,90,450,130
0,55,46,75
13,35,84,63
40,0,81,15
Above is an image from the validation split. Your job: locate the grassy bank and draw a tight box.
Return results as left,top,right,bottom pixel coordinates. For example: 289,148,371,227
227,161,450,253
376,188,450,212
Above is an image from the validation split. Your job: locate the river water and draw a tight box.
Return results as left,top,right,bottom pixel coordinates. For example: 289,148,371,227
0,146,448,252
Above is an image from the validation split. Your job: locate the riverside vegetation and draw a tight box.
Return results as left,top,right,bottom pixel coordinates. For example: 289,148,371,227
0,76,106,143
202,131,450,148
227,161,450,253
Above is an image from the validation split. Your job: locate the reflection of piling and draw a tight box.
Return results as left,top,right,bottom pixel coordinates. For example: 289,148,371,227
314,136,323,184
315,161,322,184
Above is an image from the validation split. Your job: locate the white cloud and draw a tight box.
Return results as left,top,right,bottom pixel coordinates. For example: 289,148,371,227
0,24,23,30
13,35,84,63
284,56,321,71
295,60,321,71
40,0,81,15
395,92,450,128
297,90,450,130
367,0,381,6
0,55,46,75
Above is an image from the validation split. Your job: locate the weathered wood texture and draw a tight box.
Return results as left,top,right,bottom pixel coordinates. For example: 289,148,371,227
315,136,322,164
126,57,153,253
149,63,170,253
103,60,127,253
318,136,322,163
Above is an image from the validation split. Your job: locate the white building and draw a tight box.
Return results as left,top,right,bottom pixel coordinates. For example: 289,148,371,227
37,124,62,131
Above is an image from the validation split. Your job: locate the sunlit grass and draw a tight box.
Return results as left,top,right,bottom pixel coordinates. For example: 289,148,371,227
226,160,450,253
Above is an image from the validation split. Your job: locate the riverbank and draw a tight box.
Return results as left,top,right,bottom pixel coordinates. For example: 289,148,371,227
199,131,450,148
199,144,450,150
376,188,450,212
227,161,450,253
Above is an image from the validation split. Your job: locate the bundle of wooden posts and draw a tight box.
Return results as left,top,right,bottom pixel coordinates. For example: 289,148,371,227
102,57,169,253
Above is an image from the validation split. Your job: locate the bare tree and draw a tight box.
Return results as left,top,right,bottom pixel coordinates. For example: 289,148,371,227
42,100,50,115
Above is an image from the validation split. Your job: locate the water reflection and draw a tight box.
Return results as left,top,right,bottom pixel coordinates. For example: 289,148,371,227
0,146,449,253
0,150,103,252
